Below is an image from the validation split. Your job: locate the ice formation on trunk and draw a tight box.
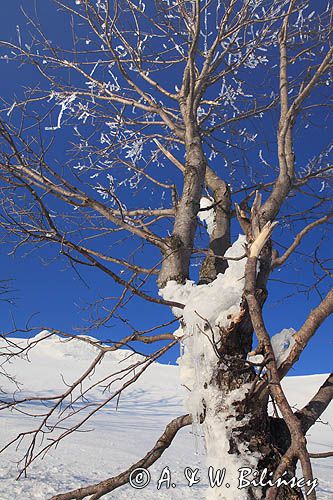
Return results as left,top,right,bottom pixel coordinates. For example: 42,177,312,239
160,235,262,499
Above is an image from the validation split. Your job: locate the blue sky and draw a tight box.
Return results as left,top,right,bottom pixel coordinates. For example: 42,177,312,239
0,0,332,375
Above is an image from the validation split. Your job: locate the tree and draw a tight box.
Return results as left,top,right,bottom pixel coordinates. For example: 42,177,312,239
0,0,332,499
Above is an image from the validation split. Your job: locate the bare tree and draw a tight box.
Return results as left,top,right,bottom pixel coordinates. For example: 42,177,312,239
0,1,332,499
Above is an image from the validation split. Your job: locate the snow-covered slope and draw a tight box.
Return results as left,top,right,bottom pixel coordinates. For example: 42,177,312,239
0,333,332,499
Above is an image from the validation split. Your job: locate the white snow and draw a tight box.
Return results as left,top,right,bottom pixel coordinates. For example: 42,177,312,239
271,328,296,365
160,234,246,326
248,328,296,367
202,383,262,500
198,197,216,237
0,333,332,499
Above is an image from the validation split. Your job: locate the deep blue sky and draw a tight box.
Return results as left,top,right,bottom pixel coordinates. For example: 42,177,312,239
0,1,332,375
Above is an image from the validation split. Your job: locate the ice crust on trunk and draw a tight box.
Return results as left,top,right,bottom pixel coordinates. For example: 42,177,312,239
160,235,262,498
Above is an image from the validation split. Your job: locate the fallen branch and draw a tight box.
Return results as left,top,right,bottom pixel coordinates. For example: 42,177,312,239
49,414,191,500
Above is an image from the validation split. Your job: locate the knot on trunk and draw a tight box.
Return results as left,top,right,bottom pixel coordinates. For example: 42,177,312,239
164,234,184,252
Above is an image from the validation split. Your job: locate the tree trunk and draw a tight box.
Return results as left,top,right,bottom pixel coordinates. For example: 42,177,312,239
158,132,206,287
158,122,304,499
198,307,304,500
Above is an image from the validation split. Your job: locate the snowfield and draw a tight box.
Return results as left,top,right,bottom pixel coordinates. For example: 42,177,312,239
0,333,332,499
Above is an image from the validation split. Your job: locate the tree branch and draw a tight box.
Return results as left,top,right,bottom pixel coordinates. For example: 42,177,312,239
278,289,333,379
295,373,333,435
272,213,333,268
